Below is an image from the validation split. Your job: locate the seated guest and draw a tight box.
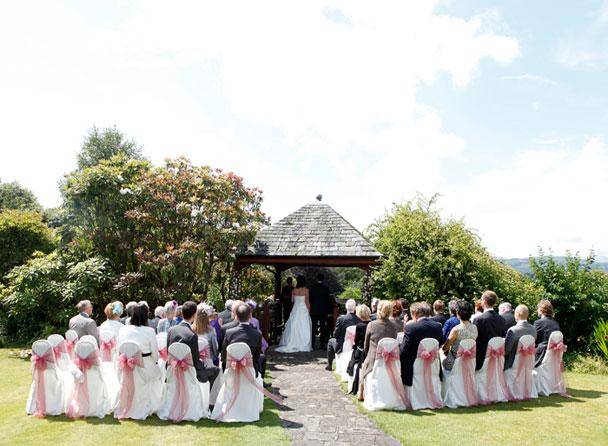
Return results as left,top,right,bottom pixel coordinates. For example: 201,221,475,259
389,300,404,332
442,300,477,372
221,303,265,379
470,299,484,322
245,299,269,354
168,301,219,386
370,298,379,321
399,302,443,387
210,311,221,344
156,301,178,333
533,299,561,367
504,304,537,370
218,300,234,325
99,301,124,338
398,298,410,321
348,304,372,395
121,301,138,325
69,300,99,342
430,300,448,326
473,290,506,370
326,299,361,371
193,303,219,364
219,300,244,346
499,302,516,330
442,300,460,343
149,306,165,331
175,305,183,325
358,300,397,400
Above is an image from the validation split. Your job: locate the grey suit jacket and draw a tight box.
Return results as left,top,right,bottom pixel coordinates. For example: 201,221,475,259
69,312,99,342
504,320,536,370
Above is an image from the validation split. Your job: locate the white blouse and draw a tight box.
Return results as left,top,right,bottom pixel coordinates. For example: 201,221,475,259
117,325,159,363
99,319,123,339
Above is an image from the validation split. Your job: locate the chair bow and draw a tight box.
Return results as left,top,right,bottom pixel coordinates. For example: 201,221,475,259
418,349,438,361
100,339,116,362
159,347,168,362
457,346,476,359
170,357,192,371
488,345,505,358
52,341,66,359
199,346,210,362
378,347,399,362
548,340,569,396
74,354,98,371
31,353,48,370
345,330,356,345
65,339,76,358
518,344,535,356
549,341,567,352
230,356,252,370
118,354,141,370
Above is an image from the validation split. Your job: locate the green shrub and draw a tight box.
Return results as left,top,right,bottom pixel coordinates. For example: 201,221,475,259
565,352,608,375
592,319,608,360
339,286,362,302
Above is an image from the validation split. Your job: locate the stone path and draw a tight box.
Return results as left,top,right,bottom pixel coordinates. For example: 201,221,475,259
269,349,401,446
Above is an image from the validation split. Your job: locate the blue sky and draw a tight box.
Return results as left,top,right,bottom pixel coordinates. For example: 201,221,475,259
1,1,607,258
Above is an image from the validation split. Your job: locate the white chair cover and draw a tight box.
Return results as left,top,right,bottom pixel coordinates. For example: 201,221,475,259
47,334,71,371
211,342,264,422
442,339,478,408
99,330,118,363
197,337,215,368
26,340,64,416
364,338,409,411
80,335,98,348
505,334,538,400
336,325,356,382
98,330,120,407
408,338,443,410
158,342,207,422
535,331,568,396
64,329,78,360
66,341,109,418
114,341,161,420
157,332,168,383
475,337,510,403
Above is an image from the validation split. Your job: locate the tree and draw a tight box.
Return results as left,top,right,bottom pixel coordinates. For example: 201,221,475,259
0,181,41,212
77,126,142,169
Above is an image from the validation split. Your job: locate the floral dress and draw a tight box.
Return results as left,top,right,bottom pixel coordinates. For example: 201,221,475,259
442,322,478,371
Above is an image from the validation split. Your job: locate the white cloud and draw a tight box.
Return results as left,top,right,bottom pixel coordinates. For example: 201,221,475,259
502,74,559,87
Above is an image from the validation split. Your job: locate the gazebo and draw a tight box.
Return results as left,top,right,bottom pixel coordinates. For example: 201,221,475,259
231,200,382,340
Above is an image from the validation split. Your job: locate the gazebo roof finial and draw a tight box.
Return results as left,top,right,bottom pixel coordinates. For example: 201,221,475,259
316,194,323,202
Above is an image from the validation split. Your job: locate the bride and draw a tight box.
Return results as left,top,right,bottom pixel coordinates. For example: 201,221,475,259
276,275,312,353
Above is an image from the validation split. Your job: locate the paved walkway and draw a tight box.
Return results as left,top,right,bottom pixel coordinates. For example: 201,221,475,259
269,349,401,446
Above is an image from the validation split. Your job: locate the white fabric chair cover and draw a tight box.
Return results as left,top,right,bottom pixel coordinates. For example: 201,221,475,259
98,330,120,407
156,332,168,383
442,339,478,408
47,334,70,371
408,338,443,410
505,334,538,400
99,330,118,362
80,335,98,348
197,337,215,368
336,325,356,382
114,341,161,420
158,342,207,422
26,340,64,416
65,341,109,418
475,337,510,403
211,342,264,422
364,338,407,411
535,331,567,396
65,329,79,359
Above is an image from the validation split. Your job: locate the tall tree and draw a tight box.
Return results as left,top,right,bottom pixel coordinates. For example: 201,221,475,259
0,181,41,212
77,126,142,169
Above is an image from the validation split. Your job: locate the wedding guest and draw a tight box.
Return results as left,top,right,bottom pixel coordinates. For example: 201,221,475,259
168,301,219,386
398,298,410,320
442,300,460,343
156,301,178,333
246,299,269,354
389,300,404,332
442,300,477,372
430,300,448,326
121,301,137,325
326,299,360,371
218,299,233,325
219,300,244,346
193,303,219,364
175,305,183,325
210,311,221,345
310,274,333,350
358,300,397,400
99,301,124,338
69,300,99,342
279,277,295,325
499,302,516,330
470,299,484,323
473,290,506,370
221,303,265,378
370,298,379,321
348,304,372,395
148,306,165,331
399,302,443,387
533,299,561,367
504,304,536,370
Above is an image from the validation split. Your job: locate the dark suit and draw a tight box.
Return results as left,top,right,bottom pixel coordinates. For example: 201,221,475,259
503,320,537,370
500,310,516,330
309,282,333,348
534,316,561,367
473,309,506,370
326,313,361,367
399,318,443,386
219,319,239,347
221,322,264,377
430,313,448,326
167,321,219,384
279,284,294,324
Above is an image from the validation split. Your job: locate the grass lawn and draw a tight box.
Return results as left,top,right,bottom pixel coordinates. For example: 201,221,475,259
355,372,608,446
0,349,289,446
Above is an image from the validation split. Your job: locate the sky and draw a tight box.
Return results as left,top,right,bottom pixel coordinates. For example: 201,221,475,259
1,0,608,259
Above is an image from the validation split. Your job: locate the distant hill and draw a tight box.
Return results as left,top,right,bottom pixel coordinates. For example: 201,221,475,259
501,257,608,276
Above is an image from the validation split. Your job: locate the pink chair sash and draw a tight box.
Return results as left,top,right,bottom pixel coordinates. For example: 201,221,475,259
31,351,53,418
456,345,478,406
216,353,283,421
416,346,443,409
376,345,411,409
199,346,210,363
159,347,168,362
65,339,76,359
100,339,117,362
52,341,66,360
345,330,355,347
514,344,535,400
168,354,193,422
548,340,568,396
482,344,512,404
67,352,100,418
116,352,144,419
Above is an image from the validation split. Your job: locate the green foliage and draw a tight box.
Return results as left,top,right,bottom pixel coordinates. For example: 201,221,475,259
77,126,143,169
565,351,608,375
530,250,608,349
0,210,56,280
592,320,608,360
0,181,41,212
338,285,362,302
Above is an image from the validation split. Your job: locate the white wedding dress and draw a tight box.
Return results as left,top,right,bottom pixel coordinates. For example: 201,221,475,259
275,295,312,353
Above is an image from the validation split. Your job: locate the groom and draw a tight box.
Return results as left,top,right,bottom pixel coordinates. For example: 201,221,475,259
309,273,333,350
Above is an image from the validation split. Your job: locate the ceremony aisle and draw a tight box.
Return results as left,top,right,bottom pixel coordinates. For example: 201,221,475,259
0,349,289,446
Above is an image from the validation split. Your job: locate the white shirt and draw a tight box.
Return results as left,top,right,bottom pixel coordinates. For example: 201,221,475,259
99,319,123,339
117,324,159,362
